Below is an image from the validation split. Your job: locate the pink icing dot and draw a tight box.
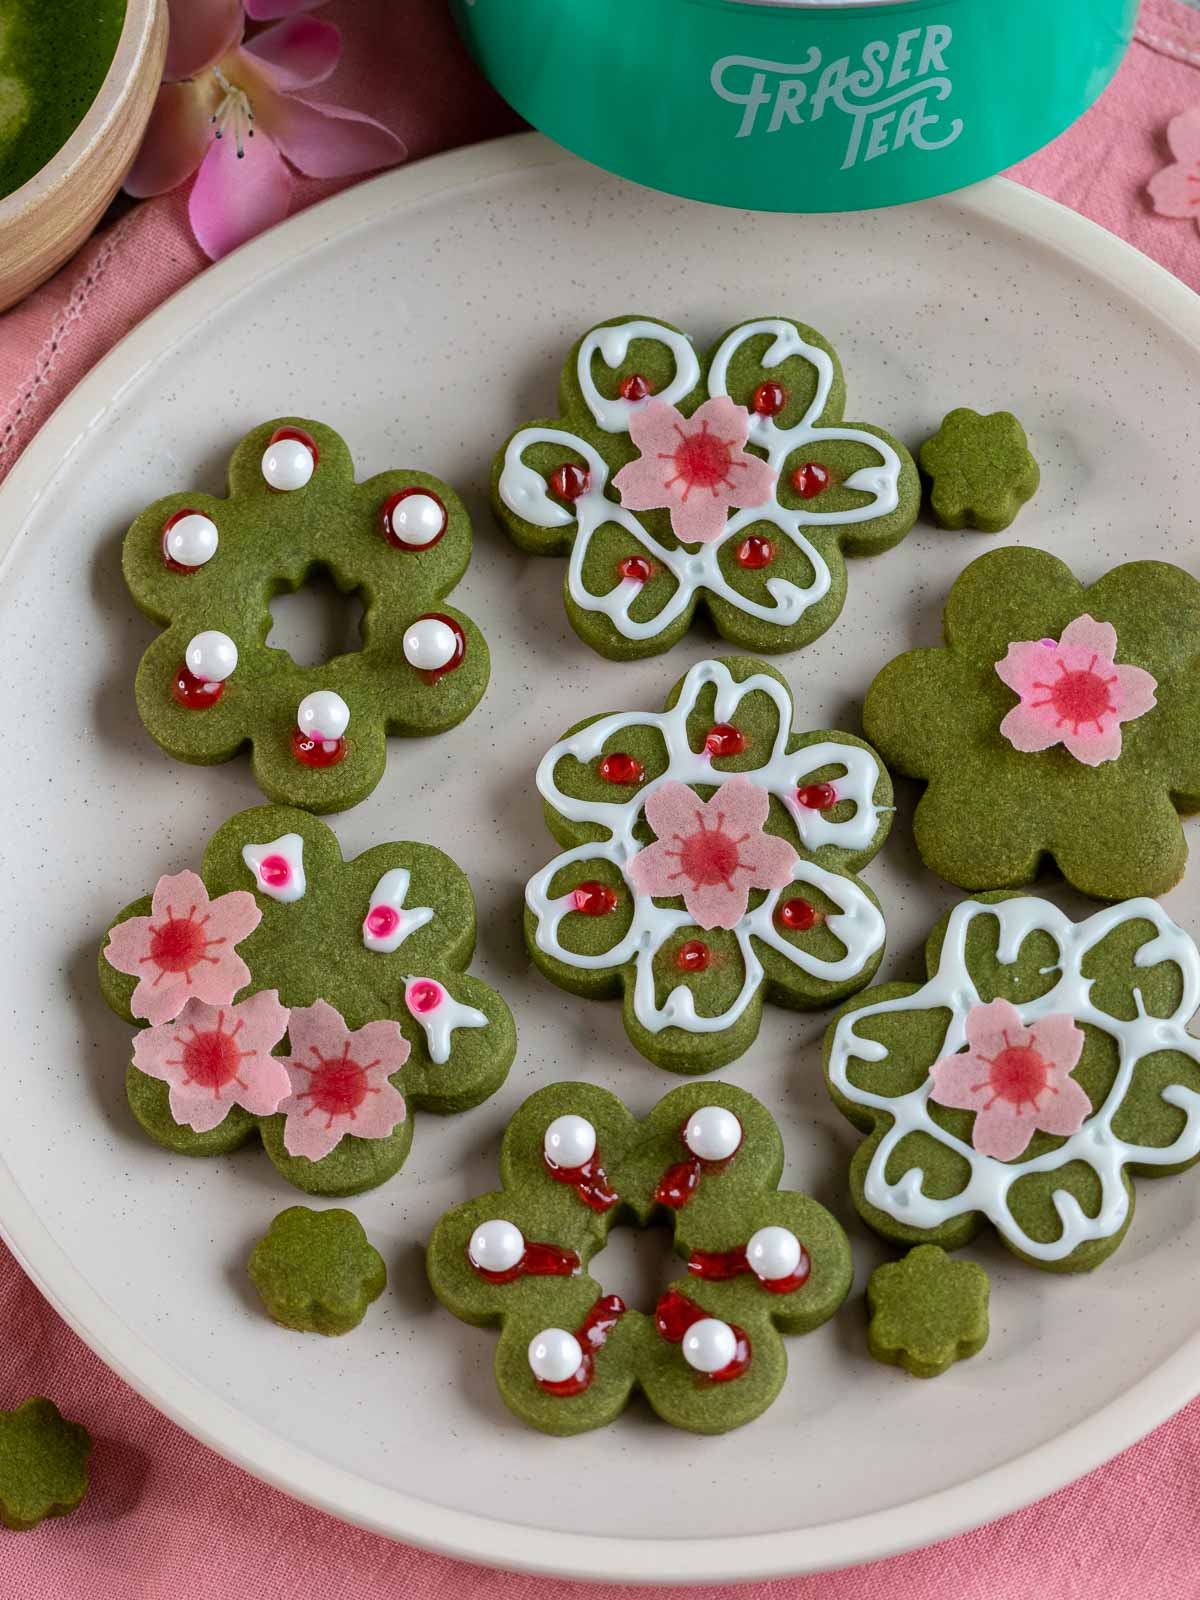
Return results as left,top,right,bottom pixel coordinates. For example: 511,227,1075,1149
259,855,291,888
1039,638,1057,648
366,905,400,938
408,980,443,1014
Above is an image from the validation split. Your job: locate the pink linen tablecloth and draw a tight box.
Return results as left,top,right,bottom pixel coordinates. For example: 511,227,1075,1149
5,1,1200,1593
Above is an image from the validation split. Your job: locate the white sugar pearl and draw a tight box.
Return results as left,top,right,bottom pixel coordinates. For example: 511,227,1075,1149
262,436,314,491
681,1317,737,1375
390,492,446,545
468,1219,524,1275
185,630,237,683
528,1328,583,1385
683,1106,742,1163
164,512,218,568
296,689,349,742
403,616,458,672
543,1114,596,1170
746,1226,802,1283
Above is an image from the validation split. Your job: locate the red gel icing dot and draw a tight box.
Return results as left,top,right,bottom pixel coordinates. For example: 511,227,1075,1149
291,728,347,769
258,855,292,888
618,554,653,583
676,939,711,973
791,462,831,499
704,723,746,758
172,664,224,709
408,981,443,1014
797,782,837,810
599,752,644,785
777,897,819,932
736,535,774,569
365,905,399,938
619,373,654,402
550,463,590,503
573,881,617,917
267,426,319,466
752,382,787,417
380,487,447,550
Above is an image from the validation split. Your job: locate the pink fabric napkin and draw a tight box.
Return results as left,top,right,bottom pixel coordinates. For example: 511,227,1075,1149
6,1,1200,1593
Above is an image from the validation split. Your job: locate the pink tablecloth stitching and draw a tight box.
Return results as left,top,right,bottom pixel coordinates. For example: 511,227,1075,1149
5,1,1200,1594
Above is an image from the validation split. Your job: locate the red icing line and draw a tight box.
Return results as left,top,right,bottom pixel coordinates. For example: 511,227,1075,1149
543,1150,619,1213
654,1289,751,1383
172,664,224,708
653,1119,742,1210
468,1239,579,1285
536,1294,626,1397
687,1243,811,1295
291,728,346,768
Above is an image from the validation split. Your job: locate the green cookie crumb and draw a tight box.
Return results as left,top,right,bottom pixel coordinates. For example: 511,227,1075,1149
867,1245,989,1378
0,1398,91,1531
919,408,1039,532
248,1206,387,1335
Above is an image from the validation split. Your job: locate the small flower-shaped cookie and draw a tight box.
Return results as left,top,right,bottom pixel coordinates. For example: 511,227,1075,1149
867,1246,990,1378
0,1399,91,1532
825,892,1200,1272
863,547,1200,900
525,656,891,1074
919,408,1039,532
248,1206,387,1335
123,417,490,813
427,1081,852,1435
100,805,516,1196
493,315,919,659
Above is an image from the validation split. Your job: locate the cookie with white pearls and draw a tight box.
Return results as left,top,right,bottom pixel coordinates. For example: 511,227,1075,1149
122,417,490,813
428,1080,851,1435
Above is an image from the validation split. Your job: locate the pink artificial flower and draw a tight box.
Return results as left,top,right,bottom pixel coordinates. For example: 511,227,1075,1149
277,999,408,1162
104,869,261,1026
612,397,776,545
1148,106,1200,233
994,614,1157,767
125,0,406,260
132,989,291,1133
629,775,798,930
929,998,1091,1162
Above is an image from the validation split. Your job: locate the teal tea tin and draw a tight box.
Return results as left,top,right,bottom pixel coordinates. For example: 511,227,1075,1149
452,0,1135,211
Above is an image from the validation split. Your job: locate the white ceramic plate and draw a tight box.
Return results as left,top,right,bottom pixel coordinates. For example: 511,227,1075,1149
3,135,1200,1585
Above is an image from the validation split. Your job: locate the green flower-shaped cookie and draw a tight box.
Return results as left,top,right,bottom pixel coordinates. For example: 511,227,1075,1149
825,892,1200,1272
248,1206,387,1335
867,1246,989,1378
919,408,1039,532
124,417,490,813
863,547,1200,900
493,315,919,660
428,1081,852,1435
99,805,516,1196
525,656,891,1074
0,1399,91,1532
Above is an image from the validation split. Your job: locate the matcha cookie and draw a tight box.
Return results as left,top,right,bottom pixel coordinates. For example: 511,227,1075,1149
123,418,489,813
493,315,919,659
525,656,890,1074
248,1207,387,1335
862,546,1200,900
867,1246,989,1378
427,1081,852,1435
919,408,1039,531
0,1399,91,1531
100,805,516,1195
825,892,1200,1272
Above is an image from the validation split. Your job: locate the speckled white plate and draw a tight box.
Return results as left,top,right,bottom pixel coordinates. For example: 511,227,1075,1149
3,135,1200,1585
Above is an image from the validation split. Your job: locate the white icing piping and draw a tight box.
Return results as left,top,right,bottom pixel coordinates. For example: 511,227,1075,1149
827,896,1200,1263
525,659,887,1037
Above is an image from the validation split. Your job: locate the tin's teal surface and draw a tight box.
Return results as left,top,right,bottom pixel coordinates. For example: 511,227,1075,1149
452,0,1135,211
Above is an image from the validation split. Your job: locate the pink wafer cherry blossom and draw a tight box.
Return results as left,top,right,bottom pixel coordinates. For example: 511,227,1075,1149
132,988,291,1133
276,999,408,1162
929,998,1091,1162
612,397,776,546
629,775,798,930
1148,106,1200,237
104,870,261,1026
994,614,1157,767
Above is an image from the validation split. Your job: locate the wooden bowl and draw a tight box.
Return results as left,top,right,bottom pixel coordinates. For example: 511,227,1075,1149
0,0,167,312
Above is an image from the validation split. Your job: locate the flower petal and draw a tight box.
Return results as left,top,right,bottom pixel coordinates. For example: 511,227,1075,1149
998,702,1063,754
165,0,243,81
262,96,406,179
243,17,341,91
1167,104,1200,165
963,997,1025,1058
124,81,214,197
1058,613,1117,665
612,455,672,513
689,395,752,448
1037,1075,1092,1139
994,639,1057,701
1148,162,1200,221
1112,662,1158,722
1061,720,1123,767
682,876,748,931
669,490,730,546
627,837,682,902
1028,1012,1086,1075
625,398,688,461
732,452,777,509
245,0,327,18
742,830,799,889
928,1050,990,1113
708,774,770,836
971,1103,1036,1162
642,780,706,846
188,126,293,261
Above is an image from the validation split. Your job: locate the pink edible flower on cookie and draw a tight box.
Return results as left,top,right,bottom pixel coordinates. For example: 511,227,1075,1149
132,989,291,1133
612,397,776,545
104,870,261,1025
629,775,797,930
929,998,1090,1162
994,614,1157,767
277,999,408,1162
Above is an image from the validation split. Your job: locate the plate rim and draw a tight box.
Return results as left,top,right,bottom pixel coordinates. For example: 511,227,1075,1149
3,132,1200,1583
